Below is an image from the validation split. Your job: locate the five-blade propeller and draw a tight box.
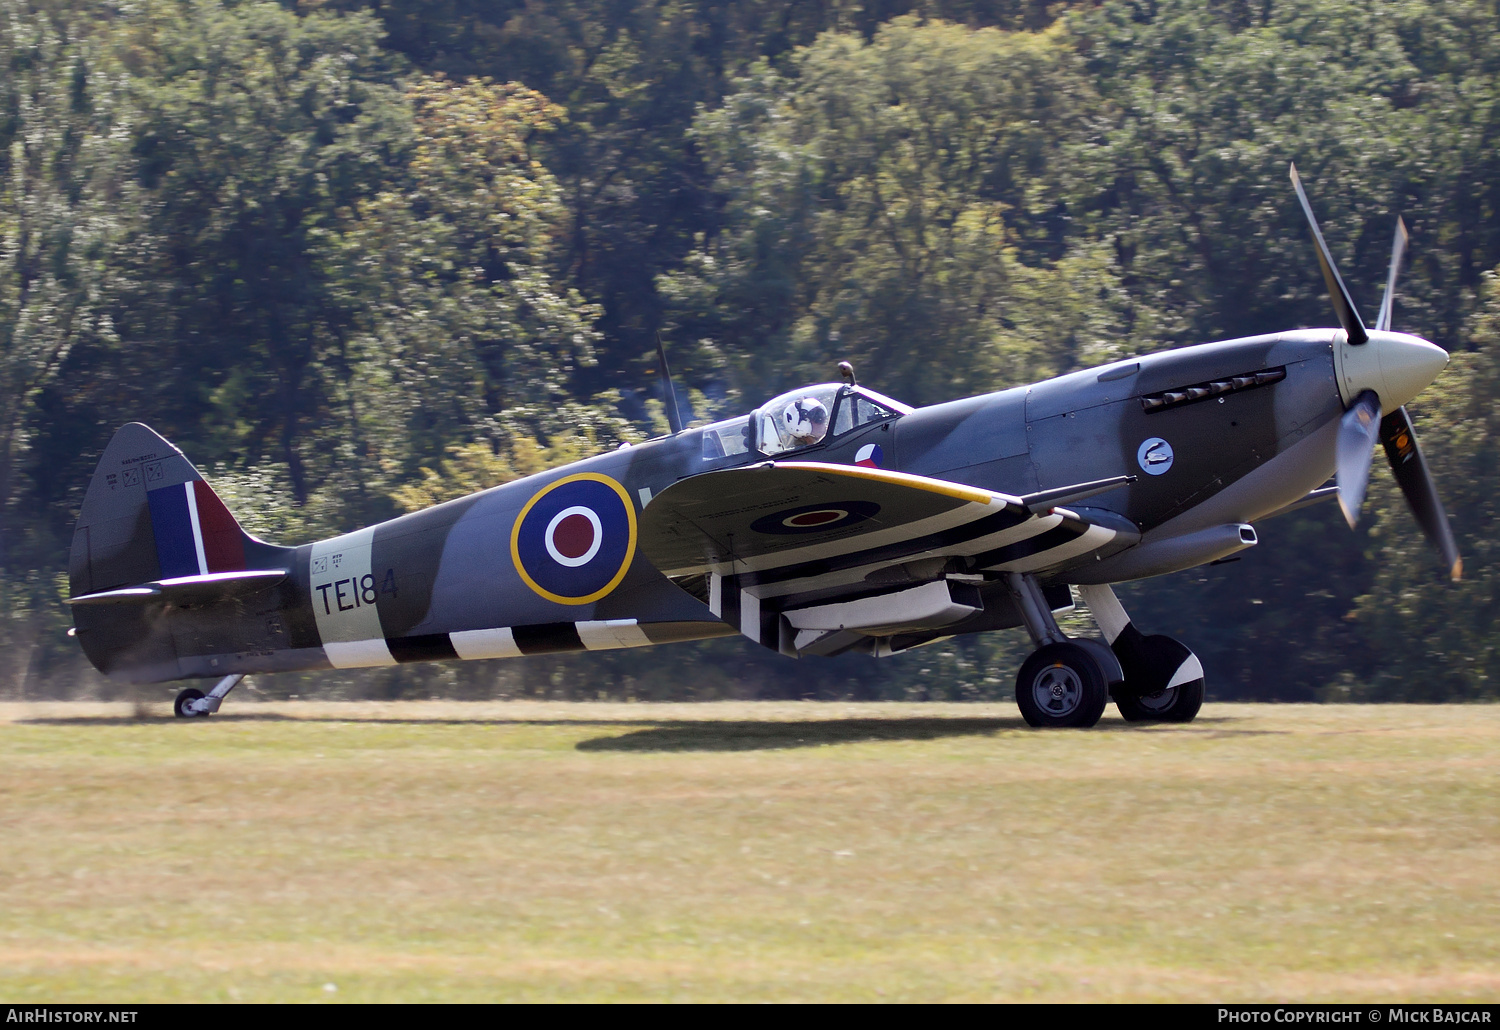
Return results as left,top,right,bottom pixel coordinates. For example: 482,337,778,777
1291,164,1460,580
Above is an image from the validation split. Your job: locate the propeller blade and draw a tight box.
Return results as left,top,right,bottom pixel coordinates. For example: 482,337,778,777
1374,216,1409,333
1336,390,1382,527
1289,163,1369,345
1380,406,1462,581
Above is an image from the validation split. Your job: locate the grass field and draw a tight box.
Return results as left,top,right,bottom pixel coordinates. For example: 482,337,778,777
0,700,1497,1003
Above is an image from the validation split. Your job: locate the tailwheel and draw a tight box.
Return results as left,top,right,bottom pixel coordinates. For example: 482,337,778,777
1114,678,1204,723
1015,641,1109,729
1112,633,1204,724
174,687,209,718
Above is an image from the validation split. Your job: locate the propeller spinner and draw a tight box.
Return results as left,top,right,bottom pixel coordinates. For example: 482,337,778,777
1290,163,1461,580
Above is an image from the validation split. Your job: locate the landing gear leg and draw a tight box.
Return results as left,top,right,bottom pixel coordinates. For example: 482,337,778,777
174,674,244,718
1075,584,1204,723
1004,573,1119,728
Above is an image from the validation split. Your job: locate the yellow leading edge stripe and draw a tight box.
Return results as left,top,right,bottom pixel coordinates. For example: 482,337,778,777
776,461,1004,506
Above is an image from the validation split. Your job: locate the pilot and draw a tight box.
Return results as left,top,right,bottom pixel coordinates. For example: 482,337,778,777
782,397,829,446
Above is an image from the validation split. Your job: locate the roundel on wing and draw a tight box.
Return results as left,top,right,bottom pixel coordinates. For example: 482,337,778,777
511,473,636,604
750,500,881,536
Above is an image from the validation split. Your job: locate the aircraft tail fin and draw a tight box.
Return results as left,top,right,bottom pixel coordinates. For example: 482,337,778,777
67,424,294,681
68,423,272,599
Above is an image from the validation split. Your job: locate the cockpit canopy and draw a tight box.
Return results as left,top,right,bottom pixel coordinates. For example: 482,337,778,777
699,383,911,461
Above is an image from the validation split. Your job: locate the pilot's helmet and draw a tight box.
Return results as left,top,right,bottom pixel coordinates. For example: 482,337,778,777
782,397,829,444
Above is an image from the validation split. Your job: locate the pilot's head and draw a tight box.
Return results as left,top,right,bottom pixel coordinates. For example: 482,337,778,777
782,397,829,444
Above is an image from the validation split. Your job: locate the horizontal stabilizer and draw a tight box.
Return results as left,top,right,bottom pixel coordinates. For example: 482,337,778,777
68,569,287,606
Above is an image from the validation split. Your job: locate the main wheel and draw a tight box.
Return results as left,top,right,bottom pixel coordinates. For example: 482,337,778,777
174,687,208,718
1015,641,1109,728
1112,633,1204,724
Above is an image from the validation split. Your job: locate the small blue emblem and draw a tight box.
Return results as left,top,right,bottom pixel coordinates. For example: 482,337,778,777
1137,437,1174,476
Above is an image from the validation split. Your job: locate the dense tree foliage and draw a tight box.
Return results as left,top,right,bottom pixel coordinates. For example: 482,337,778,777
1,0,1496,701
662,17,1123,404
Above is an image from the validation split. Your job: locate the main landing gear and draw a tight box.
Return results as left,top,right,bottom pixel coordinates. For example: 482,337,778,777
1014,639,1112,728
174,673,245,718
1004,574,1203,728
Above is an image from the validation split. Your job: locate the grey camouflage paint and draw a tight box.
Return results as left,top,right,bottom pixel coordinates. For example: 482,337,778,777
69,329,1344,683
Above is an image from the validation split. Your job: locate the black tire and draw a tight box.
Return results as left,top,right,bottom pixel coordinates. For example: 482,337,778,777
1112,633,1204,724
1115,676,1204,723
1015,641,1109,728
174,687,208,718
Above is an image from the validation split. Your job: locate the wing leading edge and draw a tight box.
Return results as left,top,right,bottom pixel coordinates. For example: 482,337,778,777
639,462,1138,656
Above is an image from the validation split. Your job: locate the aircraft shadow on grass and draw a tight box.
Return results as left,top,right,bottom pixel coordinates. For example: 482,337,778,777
19,714,1028,748
569,715,1276,751
16,713,1274,750
576,717,1020,751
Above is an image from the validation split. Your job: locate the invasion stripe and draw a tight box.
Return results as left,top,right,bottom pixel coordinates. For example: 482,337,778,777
969,524,1086,571
733,506,1039,590
438,621,728,663
727,523,1114,619
576,620,652,650
324,638,398,668
663,498,1009,579
999,524,1116,574
748,514,1069,602
387,634,459,663
450,627,521,660
512,623,585,655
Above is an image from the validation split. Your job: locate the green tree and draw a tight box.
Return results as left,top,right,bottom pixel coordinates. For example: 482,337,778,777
0,0,136,694
324,2,1097,408
1062,0,1500,353
663,17,1122,406
115,0,409,513
327,75,606,483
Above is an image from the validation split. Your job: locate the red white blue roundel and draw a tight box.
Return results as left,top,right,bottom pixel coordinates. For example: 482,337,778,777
750,500,881,535
854,443,883,468
510,473,637,604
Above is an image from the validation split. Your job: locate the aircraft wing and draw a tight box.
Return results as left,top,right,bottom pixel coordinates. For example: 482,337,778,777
640,462,1137,649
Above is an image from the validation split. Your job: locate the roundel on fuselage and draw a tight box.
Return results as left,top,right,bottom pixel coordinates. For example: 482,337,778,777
511,473,636,604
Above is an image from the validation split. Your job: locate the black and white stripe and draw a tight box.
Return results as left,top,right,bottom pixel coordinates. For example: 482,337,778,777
320,619,730,667
708,573,783,652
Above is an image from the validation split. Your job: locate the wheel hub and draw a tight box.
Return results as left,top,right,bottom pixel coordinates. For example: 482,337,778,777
1136,686,1178,713
1032,663,1083,716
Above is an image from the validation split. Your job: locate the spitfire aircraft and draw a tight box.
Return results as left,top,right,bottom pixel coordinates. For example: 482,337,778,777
66,167,1459,727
